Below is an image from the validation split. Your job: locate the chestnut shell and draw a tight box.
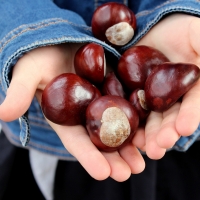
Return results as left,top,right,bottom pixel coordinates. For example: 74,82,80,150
74,43,105,84
101,71,126,98
91,2,136,44
129,89,150,121
41,73,101,126
86,95,139,151
118,45,169,91
145,62,200,112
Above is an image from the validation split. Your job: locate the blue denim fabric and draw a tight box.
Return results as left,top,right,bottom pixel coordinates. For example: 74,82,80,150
0,0,200,159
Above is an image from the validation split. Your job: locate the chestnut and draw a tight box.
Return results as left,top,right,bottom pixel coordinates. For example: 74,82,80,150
117,45,169,91
145,62,200,112
129,89,150,121
91,2,136,46
86,95,139,152
41,73,101,126
101,71,126,98
74,43,106,85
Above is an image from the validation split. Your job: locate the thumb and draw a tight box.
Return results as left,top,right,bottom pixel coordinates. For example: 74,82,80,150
0,81,35,121
189,18,200,58
0,56,40,121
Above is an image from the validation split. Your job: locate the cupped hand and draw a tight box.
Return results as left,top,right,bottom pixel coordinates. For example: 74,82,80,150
0,43,145,181
135,14,200,159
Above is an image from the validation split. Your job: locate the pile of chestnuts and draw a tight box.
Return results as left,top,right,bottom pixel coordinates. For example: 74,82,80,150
41,2,200,152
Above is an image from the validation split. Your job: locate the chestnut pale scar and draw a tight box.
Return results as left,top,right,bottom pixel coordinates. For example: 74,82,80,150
100,107,130,147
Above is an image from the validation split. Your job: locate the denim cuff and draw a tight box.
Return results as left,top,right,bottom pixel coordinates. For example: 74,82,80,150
174,126,200,151
122,0,200,51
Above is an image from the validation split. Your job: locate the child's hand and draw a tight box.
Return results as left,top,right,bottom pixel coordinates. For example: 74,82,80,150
0,43,145,181
135,14,200,159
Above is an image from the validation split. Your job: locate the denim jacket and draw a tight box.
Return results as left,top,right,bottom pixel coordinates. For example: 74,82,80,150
1,0,200,159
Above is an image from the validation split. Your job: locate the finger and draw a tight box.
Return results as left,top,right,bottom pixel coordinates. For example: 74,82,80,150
180,19,200,136
48,121,111,181
156,103,181,148
189,18,200,58
176,80,200,136
132,127,146,150
0,56,40,121
119,143,145,174
145,111,166,159
102,151,131,182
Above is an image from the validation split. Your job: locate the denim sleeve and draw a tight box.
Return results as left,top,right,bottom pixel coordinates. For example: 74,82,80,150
0,0,120,149
124,0,200,152
125,0,200,48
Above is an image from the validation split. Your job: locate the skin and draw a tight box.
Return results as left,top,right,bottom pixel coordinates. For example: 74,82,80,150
134,14,200,159
0,14,200,182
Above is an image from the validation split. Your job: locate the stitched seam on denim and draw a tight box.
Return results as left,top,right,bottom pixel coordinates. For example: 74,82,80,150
0,19,60,48
122,5,200,50
19,116,30,146
0,18,90,48
136,0,176,18
0,18,91,53
2,36,120,92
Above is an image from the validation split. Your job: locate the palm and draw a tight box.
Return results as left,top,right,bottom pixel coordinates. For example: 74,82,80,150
135,14,200,159
137,14,199,64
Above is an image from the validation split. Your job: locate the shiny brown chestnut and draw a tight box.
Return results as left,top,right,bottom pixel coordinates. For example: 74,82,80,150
86,95,139,152
129,89,150,121
91,2,136,46
74,43,106,85
41,73,101,126
117,45,169,91
145,62,200,112
101,71,126,98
